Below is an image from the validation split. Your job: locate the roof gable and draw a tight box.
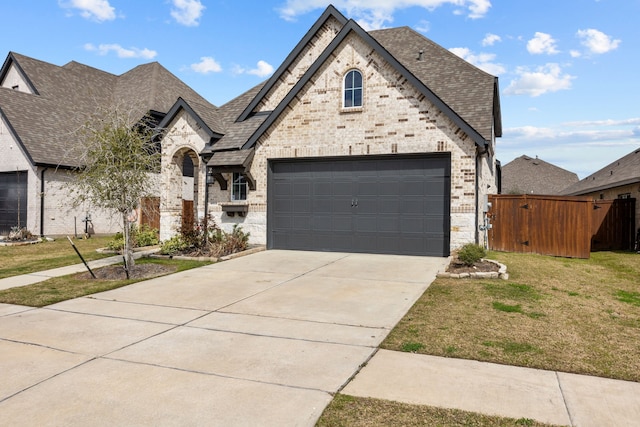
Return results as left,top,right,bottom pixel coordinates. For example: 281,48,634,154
0,53,38,94
237,5,347,122
241,18,492,150
158,97,224,140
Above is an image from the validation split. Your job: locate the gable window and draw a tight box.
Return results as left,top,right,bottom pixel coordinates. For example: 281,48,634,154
232,172,247,201
343,69,363,108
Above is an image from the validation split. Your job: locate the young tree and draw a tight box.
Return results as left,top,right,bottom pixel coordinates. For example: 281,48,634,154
70,104,161,269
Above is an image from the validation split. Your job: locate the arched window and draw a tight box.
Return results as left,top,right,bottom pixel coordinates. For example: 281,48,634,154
343,69,363,108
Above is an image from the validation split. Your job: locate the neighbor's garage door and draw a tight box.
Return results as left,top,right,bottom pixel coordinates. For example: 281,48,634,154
0,171,28,235
268,154,450,256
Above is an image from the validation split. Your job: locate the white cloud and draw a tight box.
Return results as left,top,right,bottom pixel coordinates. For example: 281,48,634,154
504,63,574,97
527,32,559,55
569,50,581,58
84,43,157,59
59,0,116,22
278,1,492,30
500,120,640,178
482,33,501,46
562,118,640,127
233,60,275,78
190,57,222,74
171,0,205,27
576,29,620,54
448,47,505,76
415,19,430,33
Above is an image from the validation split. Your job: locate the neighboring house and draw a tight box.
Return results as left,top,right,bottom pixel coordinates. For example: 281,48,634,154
501,155,579,195
159,5,502,257
561,146,640,231
0,52,214,236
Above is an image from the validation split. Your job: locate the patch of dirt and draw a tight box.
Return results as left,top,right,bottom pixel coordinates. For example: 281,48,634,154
76,263,176,281
446,259,500,274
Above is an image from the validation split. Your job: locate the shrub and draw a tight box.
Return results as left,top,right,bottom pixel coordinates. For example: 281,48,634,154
160,235,190,255
8,227,34,241
457,243,486,266
160,217,250,258
135,224,160,247
107,224,159,251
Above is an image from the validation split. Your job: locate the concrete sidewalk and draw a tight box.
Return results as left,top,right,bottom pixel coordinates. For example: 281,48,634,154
343,349,640,427
0,248,159,291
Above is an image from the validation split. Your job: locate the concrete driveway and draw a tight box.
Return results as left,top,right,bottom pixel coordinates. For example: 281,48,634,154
0,250,446,426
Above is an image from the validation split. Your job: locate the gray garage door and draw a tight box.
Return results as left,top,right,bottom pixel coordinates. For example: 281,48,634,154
268,154,450,256
0,171,28,235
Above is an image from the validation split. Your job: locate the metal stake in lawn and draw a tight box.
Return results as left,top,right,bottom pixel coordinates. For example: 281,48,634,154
66,236,96,279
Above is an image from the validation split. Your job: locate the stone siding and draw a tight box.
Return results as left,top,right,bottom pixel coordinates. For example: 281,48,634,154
160,109,209,240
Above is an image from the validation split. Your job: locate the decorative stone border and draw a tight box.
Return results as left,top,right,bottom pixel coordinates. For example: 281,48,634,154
437,258,509,280
149,245,266,263
0,239,42,247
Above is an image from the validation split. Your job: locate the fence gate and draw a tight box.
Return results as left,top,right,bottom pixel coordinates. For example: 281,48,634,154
488,195,593,258
591,198,636,251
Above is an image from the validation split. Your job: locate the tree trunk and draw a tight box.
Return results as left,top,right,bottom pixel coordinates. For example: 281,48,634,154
122,211,135,269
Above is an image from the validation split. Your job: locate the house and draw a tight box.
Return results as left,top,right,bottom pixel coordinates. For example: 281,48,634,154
561,146,640,233
159,5,502,257
501,155,578,195
0,52,215,236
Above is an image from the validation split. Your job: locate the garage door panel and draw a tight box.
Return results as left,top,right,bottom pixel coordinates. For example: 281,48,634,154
268,155,450,256
332,215,353,232
0,172,28,234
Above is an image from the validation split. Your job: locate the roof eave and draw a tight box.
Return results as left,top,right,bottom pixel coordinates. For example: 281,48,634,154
564,177,640,196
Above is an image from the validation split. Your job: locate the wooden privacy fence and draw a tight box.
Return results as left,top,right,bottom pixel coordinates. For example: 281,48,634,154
487,195,635,258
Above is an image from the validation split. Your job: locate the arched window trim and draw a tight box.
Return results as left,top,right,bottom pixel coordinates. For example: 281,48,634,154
343,69,363,108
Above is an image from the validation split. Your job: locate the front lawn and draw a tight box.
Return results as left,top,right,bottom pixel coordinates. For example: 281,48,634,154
0,258,210,307
317,395,559,427
382,251,640,382
317,251,638,426
0,235,115,279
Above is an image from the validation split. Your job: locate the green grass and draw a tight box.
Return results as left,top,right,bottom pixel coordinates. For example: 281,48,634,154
382,250,640,382
316,394,562,427
616,290,640,307
0,257,210,307
0,235,114,279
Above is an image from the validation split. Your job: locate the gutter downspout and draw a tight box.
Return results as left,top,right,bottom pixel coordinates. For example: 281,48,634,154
476,146,489,246
40,167,47,237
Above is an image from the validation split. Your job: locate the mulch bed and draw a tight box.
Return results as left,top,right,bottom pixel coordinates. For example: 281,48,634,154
446,259,500,274
76,263,176,281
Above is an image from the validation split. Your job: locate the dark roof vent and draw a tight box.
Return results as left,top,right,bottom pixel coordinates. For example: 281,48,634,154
417,50,424,61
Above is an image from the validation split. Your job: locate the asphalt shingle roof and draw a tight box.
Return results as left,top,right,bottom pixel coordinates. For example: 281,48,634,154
561,147,640,195
370,26,500,142
501,155,579,195
0,52,217,168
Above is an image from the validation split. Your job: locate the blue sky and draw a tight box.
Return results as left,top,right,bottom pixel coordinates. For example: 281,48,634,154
1,1,638,178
